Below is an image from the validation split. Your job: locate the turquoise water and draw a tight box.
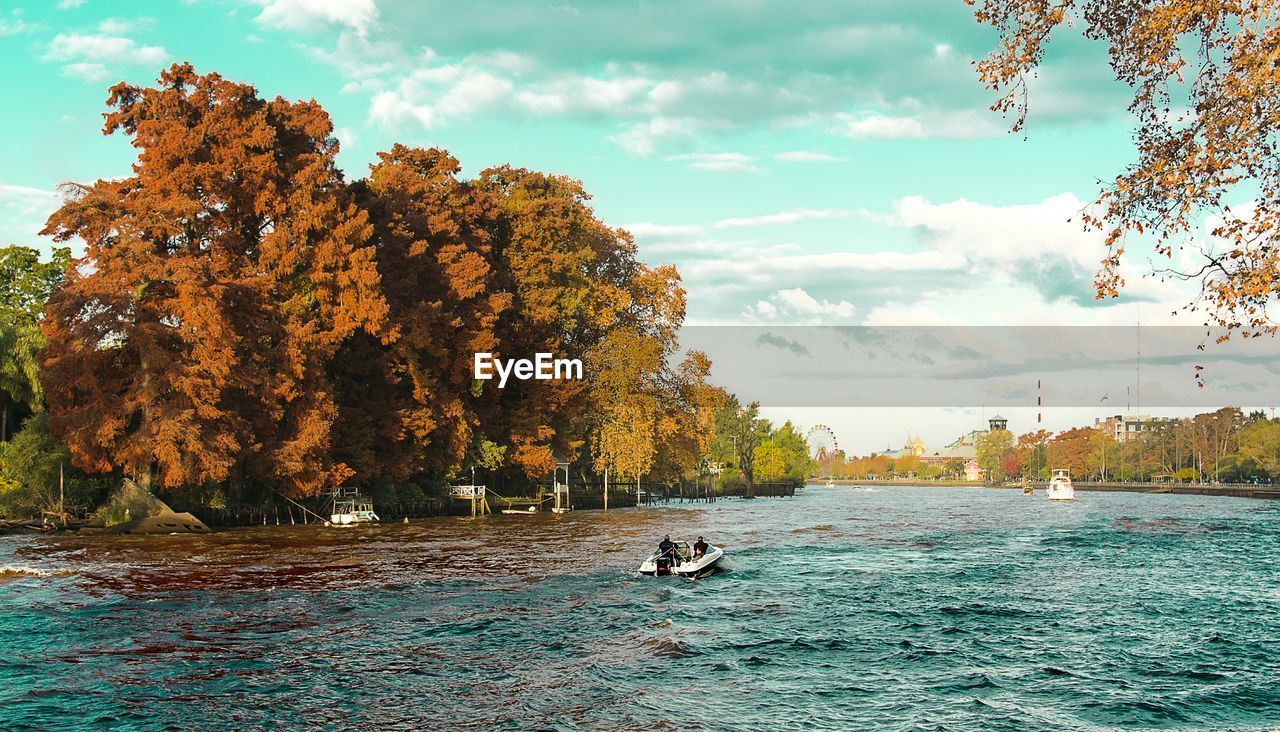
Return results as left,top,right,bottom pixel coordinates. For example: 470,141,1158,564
3,486,1280,730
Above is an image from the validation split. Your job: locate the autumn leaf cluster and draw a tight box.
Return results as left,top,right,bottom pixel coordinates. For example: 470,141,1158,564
968,0,1280,337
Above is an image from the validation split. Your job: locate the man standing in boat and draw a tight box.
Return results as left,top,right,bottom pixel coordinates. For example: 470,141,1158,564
658,535,676,561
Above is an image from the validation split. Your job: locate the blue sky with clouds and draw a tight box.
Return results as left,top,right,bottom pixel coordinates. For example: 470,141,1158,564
0,0,1228,451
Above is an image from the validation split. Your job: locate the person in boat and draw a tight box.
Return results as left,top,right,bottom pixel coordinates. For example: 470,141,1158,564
693,537,709,558
658,535,676,561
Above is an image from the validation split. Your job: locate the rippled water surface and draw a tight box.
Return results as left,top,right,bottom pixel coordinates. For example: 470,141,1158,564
3,486,1280,730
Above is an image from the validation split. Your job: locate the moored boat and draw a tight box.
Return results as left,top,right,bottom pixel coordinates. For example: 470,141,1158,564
1047,469,1075,501
639,541,724,578
329,487,379,526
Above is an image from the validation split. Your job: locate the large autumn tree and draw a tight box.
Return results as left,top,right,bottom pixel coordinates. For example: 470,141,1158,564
333,145,509,482
40,64,386,496
968,0,1280,335
475,166,685,477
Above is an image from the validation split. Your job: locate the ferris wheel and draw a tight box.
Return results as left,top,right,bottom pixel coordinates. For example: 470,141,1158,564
806,424,840,461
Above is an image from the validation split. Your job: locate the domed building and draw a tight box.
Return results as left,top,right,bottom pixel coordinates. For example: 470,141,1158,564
888,416,1013,480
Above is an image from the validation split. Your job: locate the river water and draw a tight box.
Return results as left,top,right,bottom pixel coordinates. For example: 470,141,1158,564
2,485,1279,730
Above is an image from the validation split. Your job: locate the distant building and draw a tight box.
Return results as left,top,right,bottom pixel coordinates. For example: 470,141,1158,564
889,416,1011,480
963,460,984,482
1093,414,1164,443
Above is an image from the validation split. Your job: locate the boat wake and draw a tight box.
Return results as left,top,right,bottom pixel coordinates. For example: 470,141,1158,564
0,565,50,582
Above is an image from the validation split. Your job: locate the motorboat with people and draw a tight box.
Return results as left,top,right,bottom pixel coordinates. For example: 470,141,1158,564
329,487,380,526
639,535,724,578
1047,468,1075,501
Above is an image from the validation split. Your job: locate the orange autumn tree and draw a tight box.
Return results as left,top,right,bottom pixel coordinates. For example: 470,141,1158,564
40,64,386,496
333,146,509,482
968,0,1280,336
476,167,680,476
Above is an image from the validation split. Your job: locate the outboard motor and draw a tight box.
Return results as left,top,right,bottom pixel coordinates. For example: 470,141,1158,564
656,555,673,575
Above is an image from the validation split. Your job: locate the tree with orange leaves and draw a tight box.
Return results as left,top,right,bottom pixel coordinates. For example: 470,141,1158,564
475,166,686,477
333,145,510,482
40,64,386,496
968,0,1280,337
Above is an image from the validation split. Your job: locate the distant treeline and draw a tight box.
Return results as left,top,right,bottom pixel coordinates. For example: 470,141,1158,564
818,408,1280,483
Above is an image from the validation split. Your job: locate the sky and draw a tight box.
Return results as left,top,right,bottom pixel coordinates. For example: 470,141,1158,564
0,0,1247,454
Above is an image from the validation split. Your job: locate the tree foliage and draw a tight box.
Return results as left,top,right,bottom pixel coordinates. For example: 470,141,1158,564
42,64,386,495
0,245,71,441
969,0,1280,335
976,428,1015,480
34,65,712,500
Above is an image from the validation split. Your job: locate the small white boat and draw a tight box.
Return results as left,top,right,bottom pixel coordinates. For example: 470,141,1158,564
329,488,379,526
639,541,724,578
825,479,835,487
1047,469,1075,501
501,506,539,515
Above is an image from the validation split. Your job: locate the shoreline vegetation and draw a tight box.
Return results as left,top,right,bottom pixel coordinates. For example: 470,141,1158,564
826,479,1280,501
0,65,811,528
819,408,1280,489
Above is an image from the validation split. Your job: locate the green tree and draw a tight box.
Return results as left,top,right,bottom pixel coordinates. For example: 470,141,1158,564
976,429,1015,481
1087,430,1119,481
0,414,68,515
712,395,770,496
753,442,788,482
753,421,811,486
0,245,70,441
1237,418,1280,480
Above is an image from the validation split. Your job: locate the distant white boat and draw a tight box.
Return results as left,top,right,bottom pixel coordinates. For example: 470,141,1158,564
329,488,379,526
1047,469,1075,501
825,479,835,487
501,506,538,515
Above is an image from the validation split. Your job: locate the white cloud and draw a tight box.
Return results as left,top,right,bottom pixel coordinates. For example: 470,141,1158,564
713,208,850,229
256,0,378,36
333,126,358,150
836,110,1002,140
774,151,847,162
0,9,29,36
0,183,59,251
46,31,168,71
516,74,650,115
611,117,697,155
754,300,778,318
665,152,759,173
752,287,857,322
368,66,513,130
681,250,966,282
58,0,87,8
839,114,925,139
97,18,138,34
896,193,1097,266
622,221,703,241
61,62,109,82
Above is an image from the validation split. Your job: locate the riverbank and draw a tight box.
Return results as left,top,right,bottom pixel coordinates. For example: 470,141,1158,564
824,479,1280,500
